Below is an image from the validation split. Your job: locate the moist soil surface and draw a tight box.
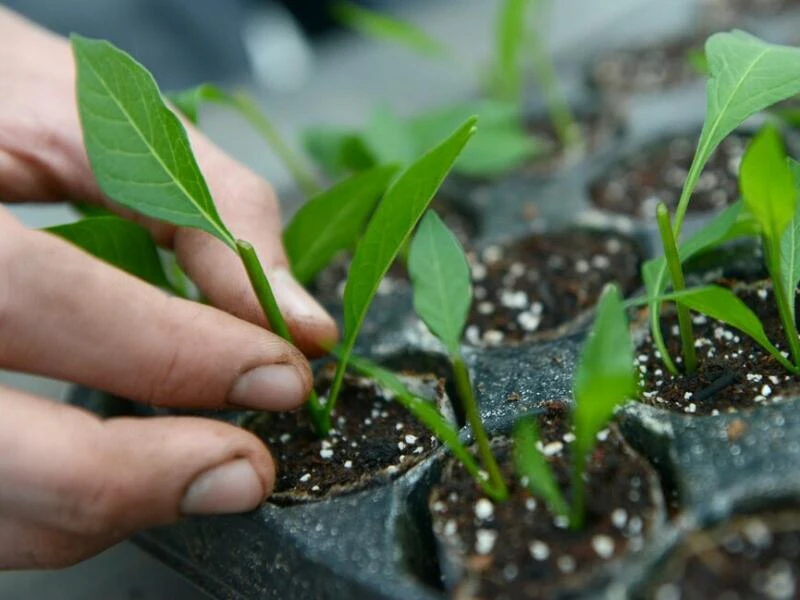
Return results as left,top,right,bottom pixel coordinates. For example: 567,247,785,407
430,404,661,599
523,110,621,175
310,196,477,306
636,280,800,415
245,367,442,504
644,509,800,600
465,230,642,345
590,132,749,220
589,36,705,95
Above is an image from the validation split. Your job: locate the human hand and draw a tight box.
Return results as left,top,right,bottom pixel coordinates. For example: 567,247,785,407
0,7,337,568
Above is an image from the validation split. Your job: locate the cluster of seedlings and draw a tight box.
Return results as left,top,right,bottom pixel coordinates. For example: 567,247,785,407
47,0,800,596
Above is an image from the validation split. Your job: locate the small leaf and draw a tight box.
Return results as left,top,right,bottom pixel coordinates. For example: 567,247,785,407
686,48,709,74
362,106,418,166
283,165,398,285
343,117,477,337
301,126,376,177
72,202,115,218
572,284,637,463
494,0,531,101
47,216,171,289
780,159,800,320
71,36,235,249
675,285,796,371
513,418,569,517
166,83,226,124
331,0,450,59
347,355,486,487
739,124,796,243
408,211,472,355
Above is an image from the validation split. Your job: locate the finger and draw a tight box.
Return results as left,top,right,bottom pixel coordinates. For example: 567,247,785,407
172,136,338,357
0,516,110,570
0,386,273,543
0,218,312,411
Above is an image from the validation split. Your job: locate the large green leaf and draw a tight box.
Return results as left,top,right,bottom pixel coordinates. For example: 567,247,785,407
71,36,235,249
343,117,477,336
331,0,450,58
673,31,800,230
572,284,637,463
47,216,170,289
780,159,800,320
408,211,472,355
739,125,796,243
675,285,796,372
513,418,569,518
283,165,398,284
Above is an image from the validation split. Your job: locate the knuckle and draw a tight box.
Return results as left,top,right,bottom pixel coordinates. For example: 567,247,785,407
58,473,124,537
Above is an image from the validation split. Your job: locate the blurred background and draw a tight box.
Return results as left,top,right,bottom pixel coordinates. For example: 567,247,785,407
0,0,695,597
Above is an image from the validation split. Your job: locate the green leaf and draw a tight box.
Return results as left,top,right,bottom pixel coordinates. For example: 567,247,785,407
47,216,171,289
675,285,796,372
408,211,472,355
166,83,226,124
331,1,450,59
674,31,800,230
494,0,531,101
362,106,418,166
343,117,477,336
283,164,398,285
71,36,236,249
409,100,536,177
301,126,376,177
72,202,115,218
347,355,486,487
687,48,709,75
572,284,637,463
739,124,796,243
513,418,569,517
780,158,800,320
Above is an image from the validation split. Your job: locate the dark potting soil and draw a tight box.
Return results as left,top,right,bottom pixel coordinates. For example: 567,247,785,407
590,132,749,220
245,367,443,504
309,196,477,306
644,510,800,600
589,36,705,96
636,281,800,415
465,230,642,345
523,109,622,175
430,404,662,599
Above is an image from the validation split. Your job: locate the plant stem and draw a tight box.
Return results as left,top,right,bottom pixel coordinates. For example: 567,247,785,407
527,28,582,150
656,203,698,373
765,237,800,367
568,449,586,530
230,93,322,198
452,355,508,501
236,240,329,432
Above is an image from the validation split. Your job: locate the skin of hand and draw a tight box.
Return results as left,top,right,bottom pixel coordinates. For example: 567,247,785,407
0,7,338,569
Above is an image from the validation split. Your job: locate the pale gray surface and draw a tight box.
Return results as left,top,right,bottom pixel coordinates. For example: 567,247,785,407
0,0,665,597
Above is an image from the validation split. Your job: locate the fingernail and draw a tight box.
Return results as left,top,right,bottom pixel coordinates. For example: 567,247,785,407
271,268,336,331
228,364,307,411
181,459,265,515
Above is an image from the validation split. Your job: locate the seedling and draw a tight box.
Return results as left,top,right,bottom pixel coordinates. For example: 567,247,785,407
514,284,637,529
646,31,800,375
66,34,476,437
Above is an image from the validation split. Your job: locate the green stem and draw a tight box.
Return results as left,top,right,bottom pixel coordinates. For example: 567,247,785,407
765,237,800,367
230,93,322,198
656,204,698,373
236,240,329,433
453,355,508,501
569,450,586,530
320,339,355,438
528,32,582,150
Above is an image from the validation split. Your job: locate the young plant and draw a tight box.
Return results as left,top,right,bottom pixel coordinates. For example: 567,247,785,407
646,31,800,375
68,34,476,436
406,211,508,501
514,284,637,529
